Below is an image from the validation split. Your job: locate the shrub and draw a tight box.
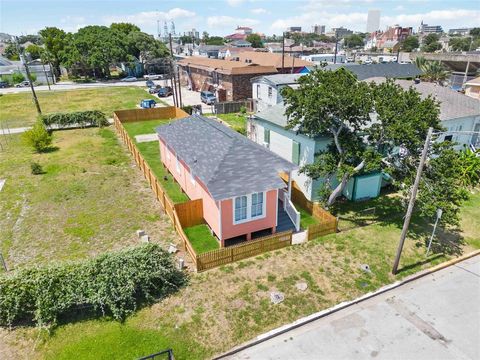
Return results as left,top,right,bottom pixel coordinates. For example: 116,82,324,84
22,121,53,153
30,162,44,175
29,73,37,83
12,72,25,84
41,110,109,129
239,106,247,114
181,105,194,115
0,244,187,328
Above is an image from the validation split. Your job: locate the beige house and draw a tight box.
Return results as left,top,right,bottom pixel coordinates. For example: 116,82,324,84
465,77,480,100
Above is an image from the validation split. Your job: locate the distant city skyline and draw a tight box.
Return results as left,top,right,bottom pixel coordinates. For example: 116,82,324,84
1,0,479,36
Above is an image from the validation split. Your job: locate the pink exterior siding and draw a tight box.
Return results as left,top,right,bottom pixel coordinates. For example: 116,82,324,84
220,190,277,242
159,138,278,245
159,139,220,238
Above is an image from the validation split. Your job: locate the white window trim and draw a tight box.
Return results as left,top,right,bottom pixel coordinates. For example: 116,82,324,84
232,191,267,225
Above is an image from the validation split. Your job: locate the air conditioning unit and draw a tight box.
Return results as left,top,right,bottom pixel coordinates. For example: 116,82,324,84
263,142,270,149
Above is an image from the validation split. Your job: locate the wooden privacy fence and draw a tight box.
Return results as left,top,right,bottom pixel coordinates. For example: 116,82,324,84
196,231,293,272
114,107,296,271
214,100,253,114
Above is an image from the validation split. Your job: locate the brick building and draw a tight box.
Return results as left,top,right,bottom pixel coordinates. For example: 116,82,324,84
177,53,313,101
177,57,278,101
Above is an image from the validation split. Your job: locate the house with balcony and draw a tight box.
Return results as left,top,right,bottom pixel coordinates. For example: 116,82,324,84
156,115,301,247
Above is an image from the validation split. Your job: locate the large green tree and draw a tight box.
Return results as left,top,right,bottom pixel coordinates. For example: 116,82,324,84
343,34,364,49
246,34,263,48
449,37,471,51
39,27,67,76
422,33,442,52
402,35,419,52
3,42,19,60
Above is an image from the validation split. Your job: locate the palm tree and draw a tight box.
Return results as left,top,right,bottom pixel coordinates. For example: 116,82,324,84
415,57,449,84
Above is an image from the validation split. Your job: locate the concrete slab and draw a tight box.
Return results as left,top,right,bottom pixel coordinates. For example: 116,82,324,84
224,255,480,360
135,134,158,143
0,179,5,192
292,230,307,245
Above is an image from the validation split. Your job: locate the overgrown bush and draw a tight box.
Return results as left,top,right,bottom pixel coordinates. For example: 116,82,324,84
239,106,247,114
12,72,25,84
22,121,53,153
181,105,193,115
41,110,109,129
30,162,44,175
0,244,187,328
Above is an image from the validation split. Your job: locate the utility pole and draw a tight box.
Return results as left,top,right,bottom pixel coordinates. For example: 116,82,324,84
168,33,178,107
334,30,339,64
281,32,285,72
392,127,433,274
42,62,51,90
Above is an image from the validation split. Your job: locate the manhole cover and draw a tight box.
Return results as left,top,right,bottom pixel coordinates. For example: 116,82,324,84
270,291,285,304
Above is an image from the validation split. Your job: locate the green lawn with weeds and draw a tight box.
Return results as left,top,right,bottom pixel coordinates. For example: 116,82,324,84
5,188,478,359
0,87,162,128
184,224,220,254
212,113,247,134
123,119,188,204
298,206,320,229
0,127,176,269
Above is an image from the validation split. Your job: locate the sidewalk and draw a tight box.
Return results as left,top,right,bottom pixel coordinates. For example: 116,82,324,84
221,254,480,360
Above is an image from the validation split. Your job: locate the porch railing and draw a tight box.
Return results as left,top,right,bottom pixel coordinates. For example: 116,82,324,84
283,190,301,232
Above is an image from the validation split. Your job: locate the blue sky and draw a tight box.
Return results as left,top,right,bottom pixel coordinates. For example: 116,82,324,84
1,0,479,36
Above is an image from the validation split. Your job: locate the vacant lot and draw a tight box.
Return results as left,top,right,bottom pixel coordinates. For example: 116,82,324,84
3,190,478,359
0,87,160,128
0,127,176,269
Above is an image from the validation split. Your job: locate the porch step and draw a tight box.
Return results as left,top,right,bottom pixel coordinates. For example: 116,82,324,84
277,201,296,233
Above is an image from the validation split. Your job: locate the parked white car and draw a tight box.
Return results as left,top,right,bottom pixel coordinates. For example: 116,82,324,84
144,73,163,80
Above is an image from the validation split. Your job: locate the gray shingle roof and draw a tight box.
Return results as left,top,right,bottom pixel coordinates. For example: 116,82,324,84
324,63,423,80
392,80,480,121
251,73,304,86
156,115,297,201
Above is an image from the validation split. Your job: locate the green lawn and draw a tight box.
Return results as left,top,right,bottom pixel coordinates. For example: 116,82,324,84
0,87,162,128
8,198,478,359
298,206,320,229
184,224,220,254
0,127,175,269
213,113,247,134
123,119,189,204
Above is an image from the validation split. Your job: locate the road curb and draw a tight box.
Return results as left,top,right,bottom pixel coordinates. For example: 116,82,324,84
214,250,480,359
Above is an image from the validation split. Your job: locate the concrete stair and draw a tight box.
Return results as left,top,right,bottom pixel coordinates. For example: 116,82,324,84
277,200,296,233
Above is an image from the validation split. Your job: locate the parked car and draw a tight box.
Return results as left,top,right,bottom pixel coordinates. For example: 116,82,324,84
200,91,217,105
148,85,162,94
144,73,163,80
15,81,31,88
140,99,156,109
146,79,155,88
0,81,9,88
121,76,137,82
157,86,173,97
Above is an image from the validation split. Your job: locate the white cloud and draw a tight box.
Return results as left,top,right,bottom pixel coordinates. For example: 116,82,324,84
251,8,269,15
103,8,195,26
381,9,480,29
207,16,260,30
227,0,246,6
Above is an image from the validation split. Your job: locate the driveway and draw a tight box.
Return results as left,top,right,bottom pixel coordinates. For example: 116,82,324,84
222,255,480,360
161,86,214,114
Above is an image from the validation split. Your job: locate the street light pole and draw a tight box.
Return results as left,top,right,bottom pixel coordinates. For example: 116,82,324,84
392,127,433,274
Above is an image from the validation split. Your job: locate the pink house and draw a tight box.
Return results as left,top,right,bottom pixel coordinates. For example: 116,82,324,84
156,115,300,247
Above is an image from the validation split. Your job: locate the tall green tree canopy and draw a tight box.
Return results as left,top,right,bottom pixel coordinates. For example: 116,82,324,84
245,34,263,48
421,33,442,52
39,27,67,76
402,35,419,52
343,34,364,49
205,36,225,45
449,37,471,51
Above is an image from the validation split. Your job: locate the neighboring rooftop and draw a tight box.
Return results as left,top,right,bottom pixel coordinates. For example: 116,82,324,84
156,115,297,200
251,73,304,86
323,63,423,81
392,80,480,121
465,76,480,86
177,56,278,75
229,51,314,69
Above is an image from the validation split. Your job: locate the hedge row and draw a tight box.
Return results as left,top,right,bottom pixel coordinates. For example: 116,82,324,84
0,244,187,328
41,110,109,128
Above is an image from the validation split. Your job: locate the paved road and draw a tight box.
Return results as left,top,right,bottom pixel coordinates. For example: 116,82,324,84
0,79,151,94
224,256,480,360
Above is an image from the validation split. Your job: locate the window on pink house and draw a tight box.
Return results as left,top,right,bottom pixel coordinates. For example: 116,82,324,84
251,192,264,217
234,196,247,222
